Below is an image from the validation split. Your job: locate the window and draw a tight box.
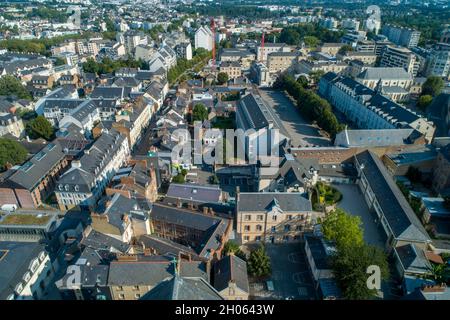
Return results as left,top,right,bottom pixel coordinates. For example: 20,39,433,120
117,286,123,291
244,225,250,232
244,236,250,241
256,225,262,231
283,235,289,242
272,215,277,221
135,294,141,299
255,236,261,241
119,294,125,300
244,215,251,221
256,215,264,221
133,285,139,291
296,225,302,231
284,224,291,232
287,215,292,220
271,226,276,232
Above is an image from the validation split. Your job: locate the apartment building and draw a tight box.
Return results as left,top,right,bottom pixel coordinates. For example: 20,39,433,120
382,25,421,48
219,61,242,79
256,43,291,62
220,48,256,69
55,129,130,211
380,46,420,76
425,43,450,80
0,112,24,138
175,42,193,61
319,72,435,142
0,142,69,209
236,192,316,244
296,60,348,75
267,52,298,74
195,26,214,51
318,43,345,56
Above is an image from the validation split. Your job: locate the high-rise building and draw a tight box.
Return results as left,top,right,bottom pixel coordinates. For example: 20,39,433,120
382,24,421,48
380,46,420,76
195,26,214,51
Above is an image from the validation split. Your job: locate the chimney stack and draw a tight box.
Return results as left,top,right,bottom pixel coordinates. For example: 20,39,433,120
203,206,208,215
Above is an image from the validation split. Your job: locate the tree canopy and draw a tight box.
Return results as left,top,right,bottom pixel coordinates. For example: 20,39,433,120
331,244,389,300
26,115,54,141
422,76,444,97
279,74,343,138
247,245,271,277
0,138,28,171
223,241,247,261
320,208,364,249
192,103,209,122
0,75,32,100
217,72,229,85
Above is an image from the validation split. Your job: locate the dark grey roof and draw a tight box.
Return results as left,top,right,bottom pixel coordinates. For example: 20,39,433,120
0,241,46,300
150,203,222,231
395,243,431,274
107,258,207,287
6,142,65,191
427,93,450,138
138,234,198,258
166,183,222,204
355,151,430,242
213,255,249,293
141,276,223,300
304,235,332,270
91,86,124,99
102,194,149,233
238,192,312,212
237,93,289,138
81,228,131,253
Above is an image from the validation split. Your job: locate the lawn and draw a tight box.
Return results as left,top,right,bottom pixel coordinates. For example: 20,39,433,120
0,214,51,225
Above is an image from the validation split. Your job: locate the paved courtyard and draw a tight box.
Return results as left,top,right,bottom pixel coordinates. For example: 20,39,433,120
333,183,386,248
249,243,316,300
258,89,332,147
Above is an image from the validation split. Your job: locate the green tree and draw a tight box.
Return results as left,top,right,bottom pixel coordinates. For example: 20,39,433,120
331,244,389,299
296,75,309,88
192,103,208,122
209,174,219,184
422,76,444,97
223,241,247,261
0,75,32,100
320,208,364,249
172,173,186,184
417,94,433,111
26,115,54,140
247,245,271,277
303,36,319,48
0,138,28,171
217,72,229,85
338,44,353,55
82,57,100,74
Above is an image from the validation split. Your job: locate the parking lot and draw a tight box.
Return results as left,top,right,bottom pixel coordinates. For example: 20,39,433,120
249,243,316,300
258,89,332,148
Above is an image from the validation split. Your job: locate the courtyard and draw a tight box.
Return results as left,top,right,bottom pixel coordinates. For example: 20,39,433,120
248,243,316,300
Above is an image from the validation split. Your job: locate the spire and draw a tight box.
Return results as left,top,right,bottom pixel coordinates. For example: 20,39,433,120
375,78,384,94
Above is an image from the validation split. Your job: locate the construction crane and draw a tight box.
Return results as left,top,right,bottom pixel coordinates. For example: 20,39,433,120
260,32,265,62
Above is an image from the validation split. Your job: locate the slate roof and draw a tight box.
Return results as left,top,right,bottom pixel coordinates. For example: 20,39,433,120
5,142,65,191
237,93,289,138
304,235,333,270
150,203,222,231
91,86,125,99
140,276,223,300
238,192,312,212
355,150,430,242
138,234,198,258
213,255,249,293
427,93,450,138
395,243,431,274
166,183,222,204
0,241,46,300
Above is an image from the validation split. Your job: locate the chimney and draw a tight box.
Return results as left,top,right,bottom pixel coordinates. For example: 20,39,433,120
209,207,214,215
236,186,240,202
72,160,82,168
188,202,194,210
176,198,182,208
203,206,208,215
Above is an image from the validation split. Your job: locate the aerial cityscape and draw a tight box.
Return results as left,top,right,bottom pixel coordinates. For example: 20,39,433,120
0,0,450,303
